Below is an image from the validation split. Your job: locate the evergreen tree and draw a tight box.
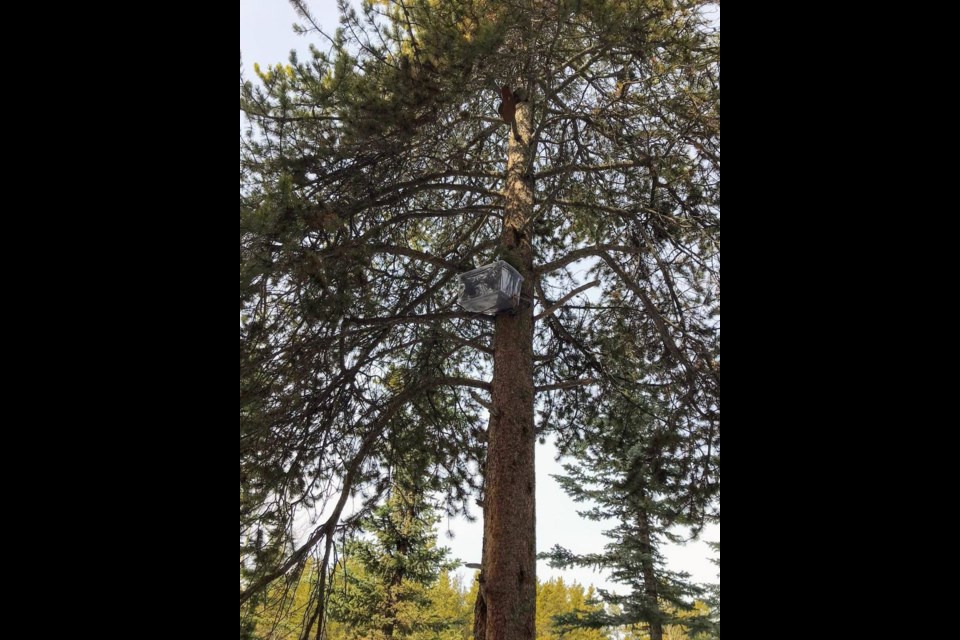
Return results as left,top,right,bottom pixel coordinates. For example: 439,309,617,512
244,557,325,640
692,543,719,640
245,563,620,639
420,571,474,640
536,578,609,640
545,372,718,640
328,483,456,639
240,2,720,638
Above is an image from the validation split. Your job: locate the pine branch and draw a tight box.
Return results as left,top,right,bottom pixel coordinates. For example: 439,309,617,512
535,161,649,180
346,312,495,327
239,375,488,605
536,378,599,393
536,244,639,275
534,280,600,321
599,252,703,387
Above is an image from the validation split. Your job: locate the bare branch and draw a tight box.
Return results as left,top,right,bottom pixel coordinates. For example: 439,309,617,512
599,252,701,384
240,427,379,605
536,378,599,393
535,280,601,321
239,375,489,605
346,312,495,327
536,161,648,181
367,244,469,271
536,244,638,275
434,377,492,392
437,329,494,355
469,391,492,411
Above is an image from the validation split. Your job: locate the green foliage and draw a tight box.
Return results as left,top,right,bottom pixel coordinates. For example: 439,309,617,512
328,486,457,639
543,298,719,639
690,543,720,640
241,0,719,632
543,384,718,638
536,578,608,640
243,558,321,640
247,564,620,639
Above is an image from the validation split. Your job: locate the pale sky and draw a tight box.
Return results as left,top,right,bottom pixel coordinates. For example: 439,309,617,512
240,0,719,594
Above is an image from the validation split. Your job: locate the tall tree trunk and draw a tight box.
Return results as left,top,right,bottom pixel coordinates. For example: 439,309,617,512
384,506,411,639
638,503,664,640
481,96,537,640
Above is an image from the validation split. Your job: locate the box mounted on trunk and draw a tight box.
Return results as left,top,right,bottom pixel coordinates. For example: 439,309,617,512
458,260,524,313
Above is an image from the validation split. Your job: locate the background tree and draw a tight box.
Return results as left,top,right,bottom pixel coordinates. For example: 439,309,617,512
693,543,720,640
241,1,720,637
245,565,619,640
327,481,456,639
420,571,475,640
244,557,324,640
536,578,609,640
545,352,718,640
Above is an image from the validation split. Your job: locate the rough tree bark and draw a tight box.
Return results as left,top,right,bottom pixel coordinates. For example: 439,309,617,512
638,502,664,640
478,93,537,640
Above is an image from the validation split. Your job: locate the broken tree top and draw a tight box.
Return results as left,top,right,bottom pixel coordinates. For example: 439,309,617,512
458,261,524,313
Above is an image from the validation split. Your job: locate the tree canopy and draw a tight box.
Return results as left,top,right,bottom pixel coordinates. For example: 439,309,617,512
241,1,719,636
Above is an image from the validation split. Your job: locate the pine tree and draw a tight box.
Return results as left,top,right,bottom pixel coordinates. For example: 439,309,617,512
240,2,720,638
536,578,609,640
419,571,474,640
327,483,456,640
545,373,718,640
692,543,720,640
243,557,325,640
